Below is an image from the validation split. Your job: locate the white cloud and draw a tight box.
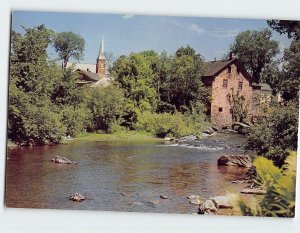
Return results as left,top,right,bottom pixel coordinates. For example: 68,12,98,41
210,28,240,39
187,24,205,35
123,14,134,19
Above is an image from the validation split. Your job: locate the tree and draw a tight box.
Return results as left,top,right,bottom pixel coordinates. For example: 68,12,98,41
8,25,88,144
53,31,85,67
267,20,300,102
105,52,115,71
230,29,279,83
169,46,209,112
112,52,158,111
278,39,300,102
267,20,300,39
10,25,53,93
227,90,249,123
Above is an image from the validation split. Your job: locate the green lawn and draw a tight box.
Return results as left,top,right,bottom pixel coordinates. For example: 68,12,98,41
74,131,163,143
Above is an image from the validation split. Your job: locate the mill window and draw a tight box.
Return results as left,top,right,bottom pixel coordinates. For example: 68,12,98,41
219,107,223,112
227,66,231,73
223,79,228,88
238,81,243,91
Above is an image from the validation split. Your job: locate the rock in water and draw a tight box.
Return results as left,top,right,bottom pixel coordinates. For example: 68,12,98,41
51,155,77,164
70,193,86,202
187,195,205,205
203,200,218,215
217,155,252,168
210,196,232,209
241,188,267,195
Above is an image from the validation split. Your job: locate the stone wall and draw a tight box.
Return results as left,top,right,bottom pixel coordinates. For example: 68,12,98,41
210,62,253,128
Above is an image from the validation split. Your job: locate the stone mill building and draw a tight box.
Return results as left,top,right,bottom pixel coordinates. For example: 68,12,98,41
202,56,272,128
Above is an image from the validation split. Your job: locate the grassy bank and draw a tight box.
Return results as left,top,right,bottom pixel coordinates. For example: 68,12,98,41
74,131,163,143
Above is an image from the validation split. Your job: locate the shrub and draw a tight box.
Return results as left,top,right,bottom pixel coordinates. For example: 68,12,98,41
60,106,89,136
86,85,125,132
230,151,296,217
245,102,298,167
135,111,208,138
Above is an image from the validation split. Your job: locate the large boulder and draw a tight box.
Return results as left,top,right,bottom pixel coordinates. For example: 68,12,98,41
210,196,232,209
187,195,205,205
203,127,215,135
198,199,218,215
203,200,218,215
217,155,252,168
51,155,77,164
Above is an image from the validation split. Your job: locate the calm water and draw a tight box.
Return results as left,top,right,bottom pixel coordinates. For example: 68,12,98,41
5,133,248,214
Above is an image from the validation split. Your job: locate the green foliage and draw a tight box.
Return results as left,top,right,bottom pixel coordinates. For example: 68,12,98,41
245,102,298,167
60,106,89,137
231,151,296,217
279,39,300,102
8,82,66,144
169,46,209,111
51,67,83,106
86,85,125,132
227,90,249,123
8,25,87,145
53,31,85,67
230,29,279,83
267,20,300,102
267,20,300,39
135,110,207,138
112,47,210,115
10,25,54,93
112,52,158,111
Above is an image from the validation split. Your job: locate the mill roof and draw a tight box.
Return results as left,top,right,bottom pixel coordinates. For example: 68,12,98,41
203,58,252,81
203,59,235,77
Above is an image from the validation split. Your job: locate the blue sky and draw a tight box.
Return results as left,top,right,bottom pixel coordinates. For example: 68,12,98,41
12,11,291,64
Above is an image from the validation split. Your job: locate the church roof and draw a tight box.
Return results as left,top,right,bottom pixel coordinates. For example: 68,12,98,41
90,76,112,87
77,69,100,81
66,62,96,73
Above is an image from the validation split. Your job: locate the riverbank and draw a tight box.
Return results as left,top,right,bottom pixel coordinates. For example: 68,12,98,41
74,131,163,143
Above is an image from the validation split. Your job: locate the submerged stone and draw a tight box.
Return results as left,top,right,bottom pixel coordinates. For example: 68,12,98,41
217,155,252,168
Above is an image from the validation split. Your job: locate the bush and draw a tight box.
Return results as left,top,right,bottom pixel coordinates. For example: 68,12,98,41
230,151,296,217
135,111,208,138
60,106,90,136
86,85,125,132
245,102,298,167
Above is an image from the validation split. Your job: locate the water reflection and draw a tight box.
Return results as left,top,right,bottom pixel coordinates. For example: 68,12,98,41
6,135,248,213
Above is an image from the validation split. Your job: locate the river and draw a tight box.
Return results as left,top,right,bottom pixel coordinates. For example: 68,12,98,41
5,132,249,214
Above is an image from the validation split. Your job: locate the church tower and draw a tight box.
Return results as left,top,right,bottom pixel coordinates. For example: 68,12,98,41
96,36,107,76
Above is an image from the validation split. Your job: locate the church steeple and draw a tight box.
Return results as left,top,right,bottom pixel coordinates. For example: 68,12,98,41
97,35,105,60
96,35,107,76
